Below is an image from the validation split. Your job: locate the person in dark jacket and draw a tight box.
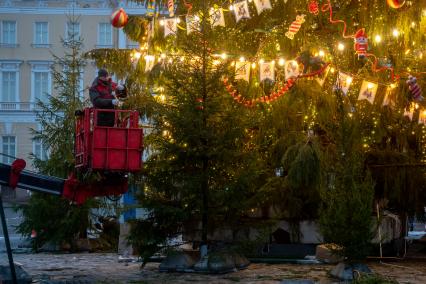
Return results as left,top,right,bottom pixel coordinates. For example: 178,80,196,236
89,69,121,126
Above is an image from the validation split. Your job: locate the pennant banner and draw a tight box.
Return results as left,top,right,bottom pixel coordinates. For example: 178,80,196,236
316,66,329,87
382,86,395,107
234,1,251,22
145,55,155,72
336,72,352,95
253,0,272,15
260,62,275,81
358,80,378,104
187,15,201,34
210,8,226,27
284,60,300,80
235,61,251,82
164,18,178,37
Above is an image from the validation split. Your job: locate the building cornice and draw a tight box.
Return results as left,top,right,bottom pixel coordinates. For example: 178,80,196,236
0,7,146,16
0,112,38,124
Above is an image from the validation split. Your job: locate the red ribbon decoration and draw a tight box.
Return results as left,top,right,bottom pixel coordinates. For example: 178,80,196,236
320,0,397,81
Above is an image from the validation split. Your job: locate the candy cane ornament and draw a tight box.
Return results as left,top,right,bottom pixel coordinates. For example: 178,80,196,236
285,15,305,40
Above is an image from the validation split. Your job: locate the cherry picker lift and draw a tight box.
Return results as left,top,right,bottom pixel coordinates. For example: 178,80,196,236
0,107,143,283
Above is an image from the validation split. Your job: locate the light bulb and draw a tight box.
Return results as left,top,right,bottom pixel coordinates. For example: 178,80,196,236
134,52,141,59
337,43,345,51
367,83,374,89
319,50,325,57
374,35,382,43
259,59,264,64
160,20,165,26
346,77,353,84
251,62,256,68
278,58,285,66
220,53,227,60
392,29,399,37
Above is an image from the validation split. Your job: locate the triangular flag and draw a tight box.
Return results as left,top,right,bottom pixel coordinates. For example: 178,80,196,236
358,80,378,104
164,18,177,37
253,0,272,15
235,61,250,82
284,60,300,80
260,62,275,81
336,72,352,95
210,8,225,27
234,1,251,22
404,104,415,121
382,86,395,107
145,55,155,72
419,110,426,124
316,66,329,87
186,15,201,34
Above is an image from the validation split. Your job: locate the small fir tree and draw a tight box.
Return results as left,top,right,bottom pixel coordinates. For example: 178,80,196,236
17,16,94,251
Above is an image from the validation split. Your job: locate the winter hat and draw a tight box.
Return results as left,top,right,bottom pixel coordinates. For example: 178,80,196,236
98,69,109,77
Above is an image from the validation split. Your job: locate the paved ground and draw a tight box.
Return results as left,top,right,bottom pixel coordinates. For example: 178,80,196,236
0,253,425,283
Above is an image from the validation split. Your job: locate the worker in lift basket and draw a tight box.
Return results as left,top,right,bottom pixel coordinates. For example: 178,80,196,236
89,69,125,126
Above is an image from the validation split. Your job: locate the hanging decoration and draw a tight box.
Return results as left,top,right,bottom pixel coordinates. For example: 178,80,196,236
234,1,251,22
186,15,201,34
308,0,319,15
320,0,397,80
316,66,329,86
284,60,301,80
383,86,395,107
223,63,329,107
285,15,305,39
164,18,178,36
168,0,175,17
147,0,155,17
110,8,128,28
235,61,251,82
358,81,378,104
145,55,156,72
419,110,426,124
335,72,352,95
354,28,368,59
404,104,415,120
260,62,275,81
386,0,406,9
407,75,424,102
210,7,226,27
253,0,272,15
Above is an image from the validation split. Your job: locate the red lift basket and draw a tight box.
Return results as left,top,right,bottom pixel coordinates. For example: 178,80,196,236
75,108,143,172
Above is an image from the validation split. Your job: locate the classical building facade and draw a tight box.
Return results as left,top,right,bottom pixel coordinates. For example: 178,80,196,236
0,0,144,201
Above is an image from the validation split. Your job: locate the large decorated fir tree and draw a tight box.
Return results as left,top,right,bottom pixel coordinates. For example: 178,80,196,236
88,0,426,261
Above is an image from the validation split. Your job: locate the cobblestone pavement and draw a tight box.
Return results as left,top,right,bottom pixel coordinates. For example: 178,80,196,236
1,253,426,283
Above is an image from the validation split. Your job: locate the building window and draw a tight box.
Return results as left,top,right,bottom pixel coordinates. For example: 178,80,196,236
1,71,17,102
66,21,80,41
127,38,139,49
34,22,49,46
98,23,112,46
33,72,50,103
0,61,21,110
33,138,48,161
2,136,16,164
1,20,17,45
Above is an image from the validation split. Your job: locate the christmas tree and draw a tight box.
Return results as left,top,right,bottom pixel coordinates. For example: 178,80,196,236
88,0,426,261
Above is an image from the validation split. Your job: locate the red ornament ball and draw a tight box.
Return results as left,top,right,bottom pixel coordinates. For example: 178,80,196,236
386,0,405,9
111,8,128,28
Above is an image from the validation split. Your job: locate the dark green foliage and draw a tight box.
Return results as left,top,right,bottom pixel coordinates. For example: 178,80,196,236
319,92,375,261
